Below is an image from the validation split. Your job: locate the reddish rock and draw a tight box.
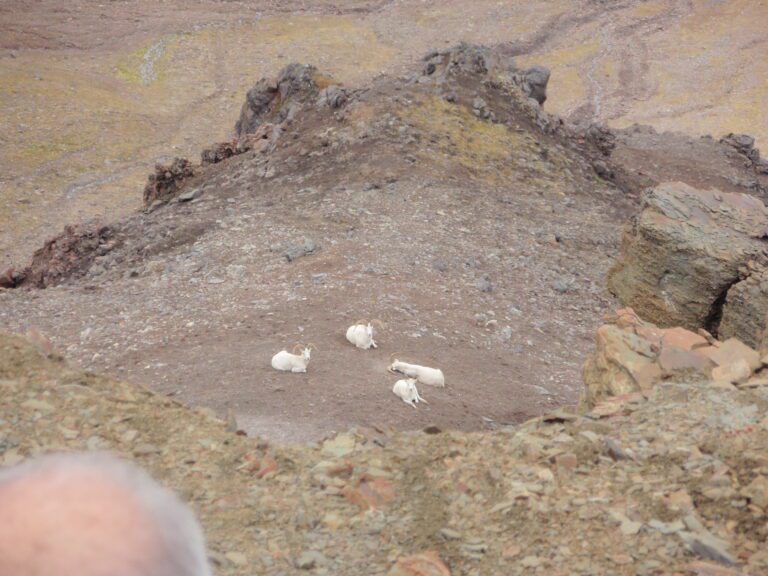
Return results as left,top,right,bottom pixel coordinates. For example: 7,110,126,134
657,346,714,377
21,224,114,288
660,327,708,351
708,338,761,371
666,489,694,512
712,359,752,384
256,456,278,479
387,551,451,576
555,453,578,470
241,453,279,479
343,474,394,510
25,327,54,357
143,158,194,206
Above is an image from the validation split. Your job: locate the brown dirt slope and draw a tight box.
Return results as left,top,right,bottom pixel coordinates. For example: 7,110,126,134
3,327,768,575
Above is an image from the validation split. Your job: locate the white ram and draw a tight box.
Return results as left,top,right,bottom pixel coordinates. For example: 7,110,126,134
345,319,384,350
392,378,427,408
389,357,445,387
271,345,315,373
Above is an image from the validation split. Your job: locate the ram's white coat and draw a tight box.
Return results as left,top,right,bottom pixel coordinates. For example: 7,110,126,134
389,359,445,387
345,323,377,350
392,378,426,407
271,348,312,373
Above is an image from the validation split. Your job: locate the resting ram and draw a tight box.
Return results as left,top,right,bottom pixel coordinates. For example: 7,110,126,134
392,378,427,408
271,344,316,373
389,356,445,387
345,319,384,350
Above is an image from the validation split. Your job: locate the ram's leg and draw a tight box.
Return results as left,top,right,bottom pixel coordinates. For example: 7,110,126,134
371,339,377,348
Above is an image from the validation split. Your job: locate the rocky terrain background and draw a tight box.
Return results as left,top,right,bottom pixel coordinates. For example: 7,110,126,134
2,43,765,442
2,0,767,265
4,3,768,574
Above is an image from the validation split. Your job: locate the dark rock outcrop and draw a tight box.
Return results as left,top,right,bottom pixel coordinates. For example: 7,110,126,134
608,182,768,334
719,266,768,349
235,63,330,138
515,64,550,106
143,158,194,207
721,132,768,174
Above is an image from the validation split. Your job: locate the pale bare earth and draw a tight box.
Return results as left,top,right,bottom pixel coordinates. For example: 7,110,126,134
2,0,767,266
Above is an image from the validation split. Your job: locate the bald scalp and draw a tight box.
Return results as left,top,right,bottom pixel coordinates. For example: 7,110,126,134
0,452,211,576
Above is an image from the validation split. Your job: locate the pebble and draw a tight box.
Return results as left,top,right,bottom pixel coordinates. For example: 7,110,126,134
679,532,736,566
297,551,327,570
225,552,247,567
439,528,462,541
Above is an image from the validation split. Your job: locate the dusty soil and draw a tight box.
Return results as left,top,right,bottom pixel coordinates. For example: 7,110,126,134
2,0,768,266
3,331,768,575
2,48,765,442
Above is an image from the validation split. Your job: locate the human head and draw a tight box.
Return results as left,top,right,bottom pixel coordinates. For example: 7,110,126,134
0,452,212,576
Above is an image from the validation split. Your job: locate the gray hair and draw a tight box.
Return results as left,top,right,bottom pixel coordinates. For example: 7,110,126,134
0,452,212,576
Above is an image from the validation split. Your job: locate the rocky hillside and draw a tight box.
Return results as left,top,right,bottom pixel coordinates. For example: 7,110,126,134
2,44,766,442
3,314,768,575
2,25,768,576
3,0,767,268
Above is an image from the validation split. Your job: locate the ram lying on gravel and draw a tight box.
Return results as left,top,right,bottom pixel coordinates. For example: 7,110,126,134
389,358,445,387
271,345,315,373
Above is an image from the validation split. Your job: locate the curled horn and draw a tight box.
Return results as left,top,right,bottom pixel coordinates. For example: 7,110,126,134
389,352,402,363
292,344,304,353
371,319,386,330
307,342,319,351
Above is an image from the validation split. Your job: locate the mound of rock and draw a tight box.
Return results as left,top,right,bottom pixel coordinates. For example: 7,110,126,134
512,64,550,106
19,223,115,288
143,157,194,207
721,133,768,174
582,307,766,408
235,63,346,139
608,182,768,341
422,43,550,108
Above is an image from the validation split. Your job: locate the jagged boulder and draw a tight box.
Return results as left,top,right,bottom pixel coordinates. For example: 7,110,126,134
721,132,768,175
608,182,768,334
581,307,764,408
514,65,550,106
235,63,330,138
142,158,194,207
